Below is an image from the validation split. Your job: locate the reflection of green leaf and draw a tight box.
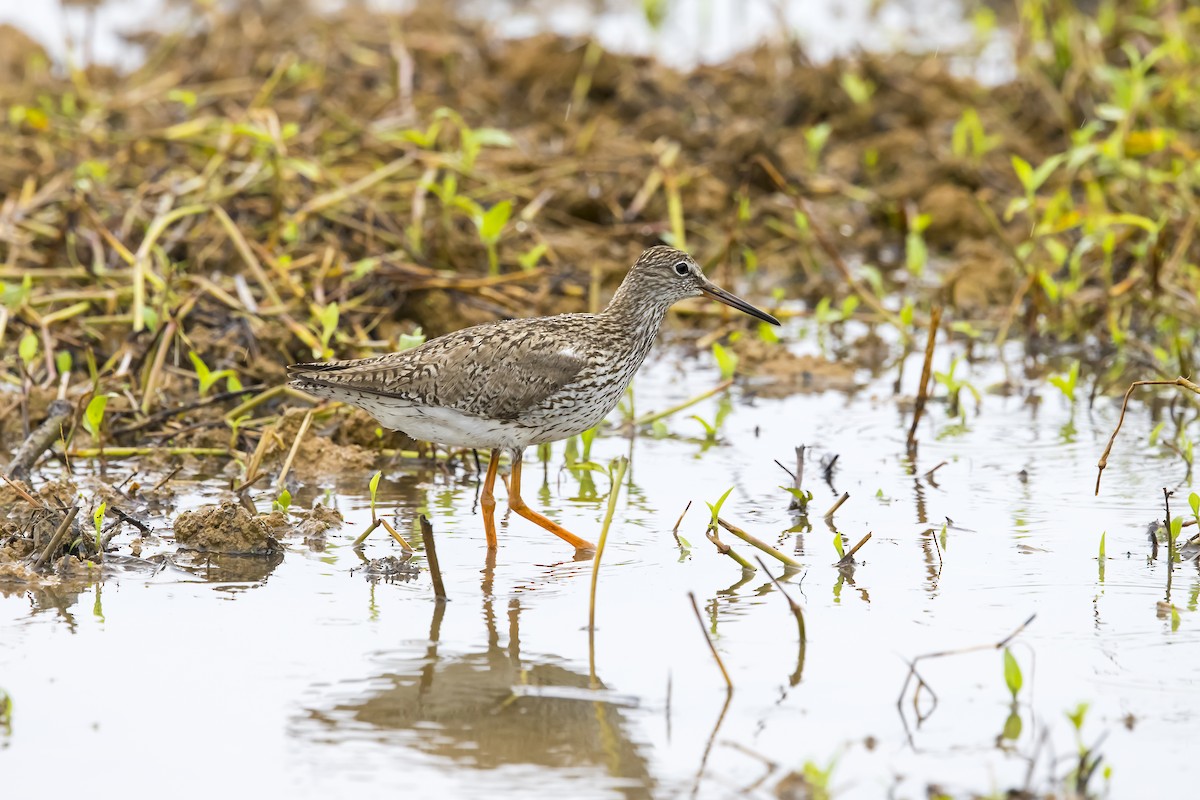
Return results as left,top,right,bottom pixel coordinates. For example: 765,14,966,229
1003,647,1023,699
1002,707,1023,741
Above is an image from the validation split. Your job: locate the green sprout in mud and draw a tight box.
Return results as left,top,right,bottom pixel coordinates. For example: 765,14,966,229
1048,361,1080,403
804,123,832,171
705,486,734,534
188,351,242,397
711,341,738,380
368,470,382,522
905,211,931,277
274,489,292,514
517,242,547,271
839,71,875,105
951,108,1000,162
18,330,37,371
933,356,981,418
1003,647,1023,700
93,502,106,559
82,395,108,444
314,302,339,358
832,532,845,559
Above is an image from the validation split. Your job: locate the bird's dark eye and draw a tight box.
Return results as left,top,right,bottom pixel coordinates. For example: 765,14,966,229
674,262,690,276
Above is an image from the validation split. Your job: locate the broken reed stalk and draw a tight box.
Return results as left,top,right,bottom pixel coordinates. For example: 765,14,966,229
633,379,733,427
1095,377,1200,495
687,591,733,692
823,491,850,519
907,305,942,448
378,516,414,551
589,457,629,664
4,398,73,482
717,517,802,569
706,526,756,571
275,408,313,490
32,505,81,570
836,531,873,567
68,447,230,458
419,514,447,601
353,519,380,547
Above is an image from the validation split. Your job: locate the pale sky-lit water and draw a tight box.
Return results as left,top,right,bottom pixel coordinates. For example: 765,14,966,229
2,333,1196,799
0,0,1015,81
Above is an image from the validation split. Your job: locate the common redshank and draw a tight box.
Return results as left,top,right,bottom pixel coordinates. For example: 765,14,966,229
287,246,779,552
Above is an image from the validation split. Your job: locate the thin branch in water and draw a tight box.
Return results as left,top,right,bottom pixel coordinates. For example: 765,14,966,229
1095,377,1200,495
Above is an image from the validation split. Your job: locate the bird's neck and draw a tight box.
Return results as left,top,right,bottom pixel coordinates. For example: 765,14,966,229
601,280,672,341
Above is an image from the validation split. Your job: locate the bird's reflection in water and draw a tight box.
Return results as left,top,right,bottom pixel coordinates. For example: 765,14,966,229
304,552,654,798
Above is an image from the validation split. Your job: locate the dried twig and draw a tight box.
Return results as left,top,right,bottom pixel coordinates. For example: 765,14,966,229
1096,377,1200,495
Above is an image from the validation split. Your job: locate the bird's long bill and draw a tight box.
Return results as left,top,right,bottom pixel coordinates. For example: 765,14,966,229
700,281,781,326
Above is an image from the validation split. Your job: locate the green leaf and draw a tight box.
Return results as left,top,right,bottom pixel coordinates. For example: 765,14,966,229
18,331,38,367
1189,492,1199,520
478,200,513,243
705,485,734,526
517,243,548,271
368,470,382,514
55,350,72,375
275,489,292,513
1066,702,1089,732
833,533,845,558
690,415,717,441
1171,605,1181,631
188,351,214,395
1003,647,1023,699
1011,155,1034,193
93,502,107,538
83,395,108,442
396,328,426,351
1098,531,1106,560
712,342,738,379
317,302,339,348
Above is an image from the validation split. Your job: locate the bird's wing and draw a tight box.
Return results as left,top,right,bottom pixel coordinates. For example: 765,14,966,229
288,318,590,420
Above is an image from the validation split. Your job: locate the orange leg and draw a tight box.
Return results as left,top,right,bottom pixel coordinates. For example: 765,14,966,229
480,449,501,550
507,453,596,552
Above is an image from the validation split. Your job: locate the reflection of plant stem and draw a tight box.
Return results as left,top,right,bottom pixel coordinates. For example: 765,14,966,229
688,591,732,691
589,457,629,684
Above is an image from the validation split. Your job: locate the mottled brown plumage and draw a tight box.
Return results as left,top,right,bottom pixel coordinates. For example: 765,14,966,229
288,245,779,551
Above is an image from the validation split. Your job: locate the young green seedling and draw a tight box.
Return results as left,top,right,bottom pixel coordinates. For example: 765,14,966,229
1048,361,1081,403
18,331,38,371
711,342,738,380
188,351,241,397
274,489,292,514
368,470,382,523
93,502,106,558
315,302,339,358
1003,647,1023,700
82,395,108,444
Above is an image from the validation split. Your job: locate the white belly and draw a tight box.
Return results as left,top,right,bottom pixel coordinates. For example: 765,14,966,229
355,396,533,451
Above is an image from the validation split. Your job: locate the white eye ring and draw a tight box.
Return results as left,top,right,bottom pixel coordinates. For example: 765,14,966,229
674,262,689,276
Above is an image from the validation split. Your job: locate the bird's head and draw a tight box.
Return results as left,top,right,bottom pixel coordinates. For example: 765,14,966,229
626,245,780,325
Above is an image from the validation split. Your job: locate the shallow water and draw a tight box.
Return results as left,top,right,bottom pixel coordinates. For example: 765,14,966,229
2,337,1197,798
1,0,1014,81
